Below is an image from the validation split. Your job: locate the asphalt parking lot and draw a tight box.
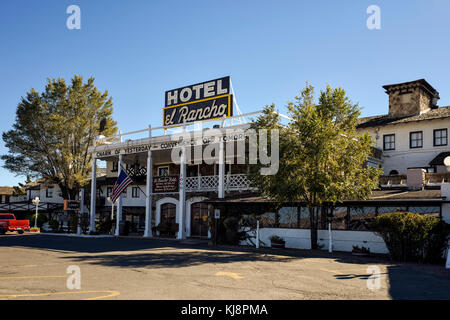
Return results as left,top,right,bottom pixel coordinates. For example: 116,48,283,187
0,233,449,300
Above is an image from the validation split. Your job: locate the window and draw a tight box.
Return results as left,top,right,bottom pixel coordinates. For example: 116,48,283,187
389,170,399,175
383,134,395,151
46,188,53,198
410,131,423,148
107,187,112,197
122,189,127,198
187,165,199,177
158,167,169,177
132,187,139,198
112,161,118,172
434,129,448,146
215,164,231,175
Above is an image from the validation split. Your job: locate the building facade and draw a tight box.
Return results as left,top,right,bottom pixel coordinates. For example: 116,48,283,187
358,79,450,176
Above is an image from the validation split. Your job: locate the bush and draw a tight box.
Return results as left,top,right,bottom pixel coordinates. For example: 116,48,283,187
30,213,48,228
48,220,60,232
269,235,285,242
371,212,449,263
96,219,113,235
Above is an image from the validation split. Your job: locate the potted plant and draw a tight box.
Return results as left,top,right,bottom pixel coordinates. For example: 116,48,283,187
269,235,285,248
352,245,370,256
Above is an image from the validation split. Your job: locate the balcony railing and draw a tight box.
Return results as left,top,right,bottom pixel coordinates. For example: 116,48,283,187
379,172,450,189
185,174,253,192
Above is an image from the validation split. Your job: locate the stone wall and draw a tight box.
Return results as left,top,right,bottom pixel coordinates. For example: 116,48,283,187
388,86,431,117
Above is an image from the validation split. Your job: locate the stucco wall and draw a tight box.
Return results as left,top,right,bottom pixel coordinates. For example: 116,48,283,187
241,228,389,254
359,118,450,174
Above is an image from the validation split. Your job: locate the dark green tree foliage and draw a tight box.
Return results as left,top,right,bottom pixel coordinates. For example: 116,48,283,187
371,212,449,263
2,75,117,199
249,85,382,249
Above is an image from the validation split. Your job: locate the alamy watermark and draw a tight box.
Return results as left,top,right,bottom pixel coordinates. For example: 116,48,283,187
66,5,81,30
366,5,381,30
169,123,279,176
366,265,382,290
66,265,81,290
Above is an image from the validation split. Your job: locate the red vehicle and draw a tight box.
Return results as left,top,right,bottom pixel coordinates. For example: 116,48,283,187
0,213,30,234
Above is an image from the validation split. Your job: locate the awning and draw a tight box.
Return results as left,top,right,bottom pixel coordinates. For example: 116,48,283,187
429,152,450,166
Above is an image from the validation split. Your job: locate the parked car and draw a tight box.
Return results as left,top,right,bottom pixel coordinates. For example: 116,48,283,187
0,213,30,234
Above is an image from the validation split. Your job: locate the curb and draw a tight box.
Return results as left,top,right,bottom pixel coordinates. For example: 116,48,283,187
38,232,114,238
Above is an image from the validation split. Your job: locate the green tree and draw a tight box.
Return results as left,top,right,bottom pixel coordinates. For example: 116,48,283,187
12,175,31,197
2,75,117,200
249,84,382,249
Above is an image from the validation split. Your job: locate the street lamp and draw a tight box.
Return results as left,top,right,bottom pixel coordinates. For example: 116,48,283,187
32,197,40,228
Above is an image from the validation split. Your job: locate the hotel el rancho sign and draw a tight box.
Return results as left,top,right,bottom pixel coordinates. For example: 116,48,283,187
163,76,233,126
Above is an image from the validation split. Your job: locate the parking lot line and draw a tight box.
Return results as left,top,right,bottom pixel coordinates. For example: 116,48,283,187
0,275,67,280
215,272,244,279
0,290,120,300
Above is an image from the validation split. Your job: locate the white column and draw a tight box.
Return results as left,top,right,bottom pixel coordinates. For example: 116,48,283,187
144,150,153,237
218,140,225,198
115,154,123,236
89,158,97,232
78,188,84,235
178,147,186,239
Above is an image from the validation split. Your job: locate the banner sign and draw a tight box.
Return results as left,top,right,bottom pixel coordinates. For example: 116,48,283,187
163,76,233,126
63,200,80,211
152,176,179,193
94,130,247,158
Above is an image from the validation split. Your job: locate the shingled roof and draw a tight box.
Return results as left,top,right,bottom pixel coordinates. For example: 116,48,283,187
0,186,14,195
357,106,450,129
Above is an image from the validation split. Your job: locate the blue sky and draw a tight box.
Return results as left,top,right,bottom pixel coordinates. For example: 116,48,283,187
1,0,450,186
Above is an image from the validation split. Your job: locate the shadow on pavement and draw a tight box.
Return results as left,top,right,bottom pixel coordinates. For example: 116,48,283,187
386,264,450,299
61,250,296,268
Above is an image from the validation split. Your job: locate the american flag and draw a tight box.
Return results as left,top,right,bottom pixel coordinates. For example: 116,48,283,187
110,169,133,203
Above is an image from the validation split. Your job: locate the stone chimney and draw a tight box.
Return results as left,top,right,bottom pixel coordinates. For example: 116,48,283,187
383,79,439,117
406,168,425,190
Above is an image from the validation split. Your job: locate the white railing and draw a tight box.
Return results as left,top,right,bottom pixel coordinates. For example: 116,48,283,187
185,174,253,192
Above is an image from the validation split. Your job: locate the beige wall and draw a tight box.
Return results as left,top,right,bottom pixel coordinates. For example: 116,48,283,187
358,118,450,174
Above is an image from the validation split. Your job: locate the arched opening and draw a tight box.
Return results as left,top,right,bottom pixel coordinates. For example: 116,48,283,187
190,202,209,238
160,203,177,237
389,170,399,175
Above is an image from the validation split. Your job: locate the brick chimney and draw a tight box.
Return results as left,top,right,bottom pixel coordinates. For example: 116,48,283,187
383,79,440,117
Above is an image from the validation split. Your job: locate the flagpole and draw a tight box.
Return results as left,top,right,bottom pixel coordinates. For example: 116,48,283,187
108,197,114,235
119,163,147,198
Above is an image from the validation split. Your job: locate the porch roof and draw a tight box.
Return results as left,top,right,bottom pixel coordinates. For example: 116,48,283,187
203,189,448,207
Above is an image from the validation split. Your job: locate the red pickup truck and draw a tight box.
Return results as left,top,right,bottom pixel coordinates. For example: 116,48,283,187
0,213,30,234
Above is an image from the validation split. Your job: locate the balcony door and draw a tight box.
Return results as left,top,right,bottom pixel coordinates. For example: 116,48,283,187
190,203,209,238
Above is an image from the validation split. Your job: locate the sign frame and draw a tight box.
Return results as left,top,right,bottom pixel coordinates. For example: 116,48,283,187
163,76,233,127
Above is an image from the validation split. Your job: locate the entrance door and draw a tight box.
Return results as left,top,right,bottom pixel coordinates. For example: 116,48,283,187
160,203,177,237
190,203,209,238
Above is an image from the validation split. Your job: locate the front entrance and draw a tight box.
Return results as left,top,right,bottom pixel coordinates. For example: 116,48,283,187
190,203,209,238
159,203,177,237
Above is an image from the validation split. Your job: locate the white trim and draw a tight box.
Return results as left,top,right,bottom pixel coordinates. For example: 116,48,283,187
186,196,209,237
155,197,179,236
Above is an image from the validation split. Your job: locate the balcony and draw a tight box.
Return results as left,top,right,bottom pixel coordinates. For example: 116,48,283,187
185,174,253,192
379,172,450,189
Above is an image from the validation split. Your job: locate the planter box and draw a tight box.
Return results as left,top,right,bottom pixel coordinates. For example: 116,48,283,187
271,241,285,249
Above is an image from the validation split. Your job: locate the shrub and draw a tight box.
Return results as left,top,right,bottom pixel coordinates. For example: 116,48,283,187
269,235,285,242
30,213,48,228
48,220,60,232
371,212,449,263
